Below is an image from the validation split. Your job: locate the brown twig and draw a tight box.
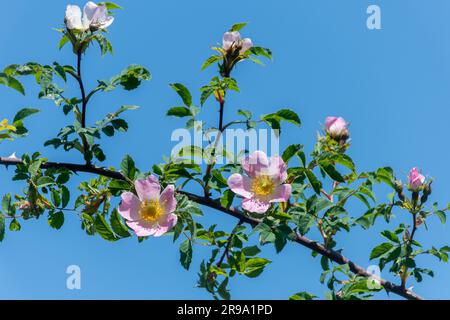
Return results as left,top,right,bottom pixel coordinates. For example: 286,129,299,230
0,157,423,300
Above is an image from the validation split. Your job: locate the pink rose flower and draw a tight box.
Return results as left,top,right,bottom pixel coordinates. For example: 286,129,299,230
222,31,253,55
118,175,177,237
325,116,349,140
408,167,425,191
227,151,292,214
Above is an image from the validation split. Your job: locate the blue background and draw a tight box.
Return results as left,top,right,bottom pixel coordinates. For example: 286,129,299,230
0,0,449,299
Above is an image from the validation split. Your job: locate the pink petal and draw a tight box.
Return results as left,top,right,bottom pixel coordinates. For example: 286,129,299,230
153,214,178,237
101,16,114,29
118,192,140,221
160,185,177,214
223,31,241,50
83,1,98,21
228,173,253,199
126,220,157,237
65,5,83,30
326,116,347,136
242,198,270,214
269,184,292,203
240,38,253,54
135,176,161,201
268,156,288,183
325,116,338,130
242,151,270,177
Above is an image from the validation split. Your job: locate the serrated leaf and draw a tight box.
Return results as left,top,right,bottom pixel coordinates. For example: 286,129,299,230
120,155,136,179
166,106,192,118
170,83,192,107
48,211,64,230
110,208,131,238
282,144,302,163
179,239,193,270
13,108,40,124
201,55,222,70
94,214,118,242
305,169,322,194
370,242,394,260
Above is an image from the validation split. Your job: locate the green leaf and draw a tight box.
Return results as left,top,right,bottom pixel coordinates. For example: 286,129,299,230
110,209,131,238
237,109,252,119
94,215,118,242
201,55,222,70
289,292,317,300
59,34,69,50
2,194,12,214
179,239,193,270
282,144,303,163
166,106,192,118
98,1,123,10
217,277,231,300
120,155,136,179
262,109,301,128
51,189,61,207
242,246,261,257
380,230,400,244
116,64,151,91
13,108,40,124
319,161,345,183
48,211,65,230
170,83,192,107
36,176,56,188
220,189,235,209
229,22,247,32
249,46,273,61
61,186,70,208
305,169,322,194
297,213,315,235
276,109,300,125
0,215,5,242
9,219,21,232
370,242,394,260
2,75,25,95
436,210,446,224
244,258,271,278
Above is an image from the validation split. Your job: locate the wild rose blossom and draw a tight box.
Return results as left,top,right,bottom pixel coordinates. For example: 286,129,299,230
227,151,292,214
65,2,114,31
408,167,426,191
118,175,177,237
222,31,253,55
325,116,349,141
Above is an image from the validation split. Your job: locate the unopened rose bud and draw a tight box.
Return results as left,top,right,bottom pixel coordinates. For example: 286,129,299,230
420,183,432,204
393,180,405,201
415,216,424,227
408,167,425,192
325,116,349,144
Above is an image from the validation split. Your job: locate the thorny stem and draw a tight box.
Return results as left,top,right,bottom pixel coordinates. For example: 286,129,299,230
402,211,418,288
0,157,424,300
75,49,91,165
217,220,244,268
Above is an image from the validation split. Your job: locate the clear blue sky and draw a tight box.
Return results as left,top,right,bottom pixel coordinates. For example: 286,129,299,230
0,0,449,299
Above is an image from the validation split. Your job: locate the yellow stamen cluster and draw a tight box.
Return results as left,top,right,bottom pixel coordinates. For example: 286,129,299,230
252,175,275,196
139,200,163,223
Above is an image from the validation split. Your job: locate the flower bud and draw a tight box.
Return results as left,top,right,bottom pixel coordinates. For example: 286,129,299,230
325,116,349,144
393,180,405,201
420,182,432,204
222,31,253,55
408,167,425,192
